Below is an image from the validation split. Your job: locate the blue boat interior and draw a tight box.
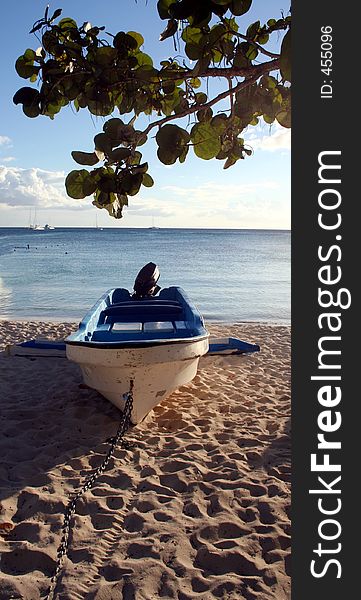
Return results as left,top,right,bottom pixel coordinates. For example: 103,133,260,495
66,286,208,345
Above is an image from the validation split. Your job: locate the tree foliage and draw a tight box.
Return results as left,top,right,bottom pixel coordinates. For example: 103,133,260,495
13,1,291,218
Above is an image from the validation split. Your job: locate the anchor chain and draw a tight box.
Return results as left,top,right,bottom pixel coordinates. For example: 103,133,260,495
45,381,134,600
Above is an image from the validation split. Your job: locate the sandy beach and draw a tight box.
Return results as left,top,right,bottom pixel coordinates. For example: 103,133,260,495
0,320,290,600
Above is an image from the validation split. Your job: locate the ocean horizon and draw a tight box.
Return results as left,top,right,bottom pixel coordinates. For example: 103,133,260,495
0,227,290,323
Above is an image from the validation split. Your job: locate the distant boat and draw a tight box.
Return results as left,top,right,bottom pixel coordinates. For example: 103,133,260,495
148,216,160,230
28,208,45,231
95,213,103,231
44,224,55,231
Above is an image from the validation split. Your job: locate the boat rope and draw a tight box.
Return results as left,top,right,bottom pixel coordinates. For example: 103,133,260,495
45,381,134,600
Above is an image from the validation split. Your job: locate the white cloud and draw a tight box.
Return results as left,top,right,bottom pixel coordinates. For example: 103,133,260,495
125,196,175,218
154,179,288,228
0,166,88,209
246,124,291,152
1,156,16,163
161,180,279,201
0,136,11,146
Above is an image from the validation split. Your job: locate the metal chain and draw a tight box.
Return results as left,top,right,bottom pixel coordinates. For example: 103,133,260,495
45,381,134,600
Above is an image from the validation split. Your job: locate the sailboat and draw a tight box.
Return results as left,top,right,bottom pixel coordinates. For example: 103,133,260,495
95,213,103,231
29,208,45,231
148,216,160,230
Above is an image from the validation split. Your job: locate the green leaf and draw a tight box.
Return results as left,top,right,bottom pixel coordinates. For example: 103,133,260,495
87,98,114,117
191,56,211,77
190,77,201,89
42,31,59,54
246,20,260,40
50,8,62,22
135,65,159,81
195,92,207,104
233,47,250,69
263,114,275,125
98,175,117,193
135,52,153,67
185,43,202,60
157,146,178,165
280,29,291,82
159,19,178,41
191,122,221,160
178,145,189,163
127,31,144,49
122,172,143,195
142,173,154,187
71,151,100,166
275,109,291,128
103,118,125,141
197,107,213,122
181,26,203,45
132,162,149,174
157,0,176,20
109,147,132,162
156,124,190,149
94,133,113,154
257,33,269,45
13,87,40,106
93,47,117,66
210,114,228,134
223,156,237,169
15,52,40,79
65,170,96,199
23,104,41,118
58,17,77,30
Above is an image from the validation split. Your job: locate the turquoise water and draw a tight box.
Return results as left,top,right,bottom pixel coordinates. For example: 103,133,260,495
0,228,290,323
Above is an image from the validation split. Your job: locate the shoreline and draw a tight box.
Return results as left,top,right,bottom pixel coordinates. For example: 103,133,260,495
0,320,290,599
0,316,291,326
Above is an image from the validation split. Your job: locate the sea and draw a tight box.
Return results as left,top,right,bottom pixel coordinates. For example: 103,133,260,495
0,228,290,324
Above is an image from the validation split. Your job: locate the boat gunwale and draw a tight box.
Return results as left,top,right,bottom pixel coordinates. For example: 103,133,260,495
65,333,209,350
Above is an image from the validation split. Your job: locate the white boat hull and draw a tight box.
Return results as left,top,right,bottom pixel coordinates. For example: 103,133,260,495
66,337,208,424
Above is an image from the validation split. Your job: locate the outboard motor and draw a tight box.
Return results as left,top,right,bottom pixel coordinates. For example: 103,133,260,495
132,262,160,300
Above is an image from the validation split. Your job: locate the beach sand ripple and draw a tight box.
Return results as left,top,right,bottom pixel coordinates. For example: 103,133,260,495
0,321,290,599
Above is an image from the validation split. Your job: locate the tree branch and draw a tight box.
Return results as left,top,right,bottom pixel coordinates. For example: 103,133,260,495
142,58,279,136
230,31,279,59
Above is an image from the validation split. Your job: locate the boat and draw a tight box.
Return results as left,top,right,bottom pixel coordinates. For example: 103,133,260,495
28,208,45,231
65,264,209,424
44,224,55,230
148,216,160,230
95,213,103,231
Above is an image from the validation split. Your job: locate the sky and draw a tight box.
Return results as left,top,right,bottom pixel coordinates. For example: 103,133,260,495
0,0,290,229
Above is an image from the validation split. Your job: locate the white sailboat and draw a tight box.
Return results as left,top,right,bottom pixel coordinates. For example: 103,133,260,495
148,216,160,230
95,213,103,231
29,208,45,231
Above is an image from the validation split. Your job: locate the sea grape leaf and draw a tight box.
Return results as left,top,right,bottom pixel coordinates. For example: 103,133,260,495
23,104,41,118
94,133,113,154
127,31,144,49
13,87,40,106
275,109,291,128
157,146,178,165
65,169,97,198
58,17,77,30
157,0,176,20
108,147,132,162
191,122,221,159
71,151,99,166
279,29,291,82
142,173,154,187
